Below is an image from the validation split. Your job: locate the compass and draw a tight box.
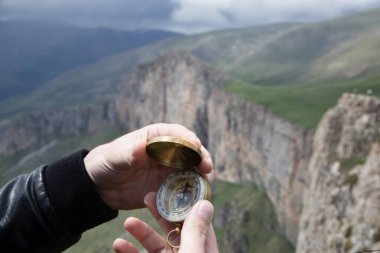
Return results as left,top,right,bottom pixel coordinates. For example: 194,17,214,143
146,136,211,223
156,170,211,222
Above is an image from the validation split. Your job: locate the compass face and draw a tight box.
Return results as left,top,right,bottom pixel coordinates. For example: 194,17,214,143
156,170,209,223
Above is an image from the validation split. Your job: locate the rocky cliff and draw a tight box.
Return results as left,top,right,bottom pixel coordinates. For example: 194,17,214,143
0,101,119,156
296,93,380,253
114,51,313,244
1,51,379,252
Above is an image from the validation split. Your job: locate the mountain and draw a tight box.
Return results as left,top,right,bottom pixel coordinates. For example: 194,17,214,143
2,8,380,128
1,7,380,253
0,20,181,101
160,8,380,85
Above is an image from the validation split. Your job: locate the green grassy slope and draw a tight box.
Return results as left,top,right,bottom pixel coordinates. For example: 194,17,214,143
64,209,158,253
153,8,380,85
171,8,380,128
226,74,380,129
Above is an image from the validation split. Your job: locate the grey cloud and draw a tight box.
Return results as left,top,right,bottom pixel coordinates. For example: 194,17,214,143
1,0,177,30
220,10,236,23
1,0,380,33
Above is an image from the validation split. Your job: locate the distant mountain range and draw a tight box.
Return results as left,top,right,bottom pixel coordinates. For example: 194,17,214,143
1,8,380,128
146,7,380,85
0,20,181,101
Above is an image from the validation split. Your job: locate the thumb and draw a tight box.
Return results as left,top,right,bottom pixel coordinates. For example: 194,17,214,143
179,200,214,253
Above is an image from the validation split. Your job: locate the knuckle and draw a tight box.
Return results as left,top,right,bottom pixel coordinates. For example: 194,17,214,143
188,220,208,238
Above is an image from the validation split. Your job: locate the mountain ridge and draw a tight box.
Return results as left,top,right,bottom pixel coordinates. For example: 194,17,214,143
2,8,380,128
0,19,181,101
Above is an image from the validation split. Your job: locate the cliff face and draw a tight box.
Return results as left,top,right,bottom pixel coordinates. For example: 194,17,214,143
209,89,313,243
114,51,224,140
115,51,313,243
0,101,119,155
296,93,380,253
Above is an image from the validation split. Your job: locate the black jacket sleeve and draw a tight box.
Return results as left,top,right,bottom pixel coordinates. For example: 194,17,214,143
0,150,118,252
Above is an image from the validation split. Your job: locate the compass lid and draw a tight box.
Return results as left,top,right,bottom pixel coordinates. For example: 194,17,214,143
146,136,202,169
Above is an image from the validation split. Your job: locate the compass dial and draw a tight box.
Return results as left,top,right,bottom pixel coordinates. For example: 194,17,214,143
156,170,210,223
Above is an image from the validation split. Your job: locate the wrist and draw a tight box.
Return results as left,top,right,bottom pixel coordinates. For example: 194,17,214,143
45,150,118,234
83,143,127,209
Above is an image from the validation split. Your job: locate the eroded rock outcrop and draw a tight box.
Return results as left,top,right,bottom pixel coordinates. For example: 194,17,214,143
296,93,380,253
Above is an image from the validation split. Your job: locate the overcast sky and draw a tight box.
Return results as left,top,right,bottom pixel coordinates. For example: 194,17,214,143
1,0,380,33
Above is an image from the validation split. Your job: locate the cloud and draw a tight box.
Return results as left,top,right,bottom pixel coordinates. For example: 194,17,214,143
0,0,176,30
1,0,380,33
170,0,380,32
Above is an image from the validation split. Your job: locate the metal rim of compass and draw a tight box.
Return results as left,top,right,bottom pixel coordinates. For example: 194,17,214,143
146,136,202,169
156,170,211,223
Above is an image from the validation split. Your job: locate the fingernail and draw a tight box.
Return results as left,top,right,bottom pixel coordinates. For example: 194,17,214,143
206,171,215,184
197,201,213,222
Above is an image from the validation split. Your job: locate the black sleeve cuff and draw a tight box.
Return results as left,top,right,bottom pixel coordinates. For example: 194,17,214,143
44,150,118,235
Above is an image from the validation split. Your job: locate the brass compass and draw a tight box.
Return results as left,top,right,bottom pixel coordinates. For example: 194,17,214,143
156,169,211,222
146,136,211,248
146,136,202,169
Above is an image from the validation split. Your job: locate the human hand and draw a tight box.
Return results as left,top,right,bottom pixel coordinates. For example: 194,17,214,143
84,123,214,210
112,192,219,253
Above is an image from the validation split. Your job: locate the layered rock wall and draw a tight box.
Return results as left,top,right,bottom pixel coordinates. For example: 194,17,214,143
296,93,380,253
0,101,119,155
115,52,313,243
